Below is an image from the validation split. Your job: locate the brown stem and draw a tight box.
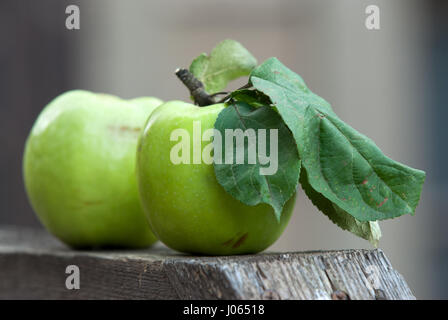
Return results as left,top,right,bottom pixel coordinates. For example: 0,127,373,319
175,68,216,106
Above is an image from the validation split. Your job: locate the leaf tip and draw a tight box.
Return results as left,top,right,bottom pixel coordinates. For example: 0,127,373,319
273,208,282,223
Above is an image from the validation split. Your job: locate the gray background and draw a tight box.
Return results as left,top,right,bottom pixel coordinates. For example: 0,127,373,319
1,0,447,299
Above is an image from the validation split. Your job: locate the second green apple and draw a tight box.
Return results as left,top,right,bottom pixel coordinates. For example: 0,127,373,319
24,90,162,248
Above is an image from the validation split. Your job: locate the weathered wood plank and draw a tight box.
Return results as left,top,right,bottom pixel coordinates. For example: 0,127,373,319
0,227,415,300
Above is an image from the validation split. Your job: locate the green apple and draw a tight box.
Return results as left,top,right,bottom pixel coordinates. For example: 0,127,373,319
23,90,162,248
137,101,296,255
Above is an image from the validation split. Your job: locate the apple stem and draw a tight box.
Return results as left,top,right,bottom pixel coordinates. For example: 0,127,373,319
175,68,216,106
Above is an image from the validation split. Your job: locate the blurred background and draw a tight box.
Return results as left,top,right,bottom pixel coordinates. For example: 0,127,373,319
0,0,446,299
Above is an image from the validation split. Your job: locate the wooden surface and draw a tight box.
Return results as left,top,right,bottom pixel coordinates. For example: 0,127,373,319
0,227,415,300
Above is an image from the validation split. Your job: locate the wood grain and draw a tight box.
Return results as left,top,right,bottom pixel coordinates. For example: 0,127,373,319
0,227,415,300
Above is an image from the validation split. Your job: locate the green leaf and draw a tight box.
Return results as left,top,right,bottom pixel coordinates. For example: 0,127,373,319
213,102,300,221
300,168,381,246
190,39,257,94
250,57,333,114
249,57,426,222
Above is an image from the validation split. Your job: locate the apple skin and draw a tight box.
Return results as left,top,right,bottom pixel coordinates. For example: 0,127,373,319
137,101,296,255
23,90,162,248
